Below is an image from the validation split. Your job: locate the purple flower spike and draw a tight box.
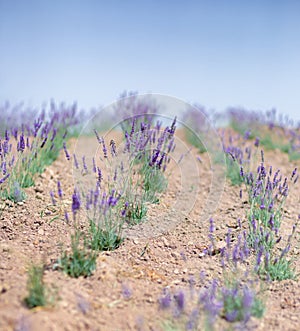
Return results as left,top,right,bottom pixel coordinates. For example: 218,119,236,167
72,188,81,217
254,137,260,147
110,139,117,157
291,167,297,179
0,173,10,184
18,133,25,152
159,290,172,309
209,218,215,233
63,142,70,160
174,290,185,313
50,190,56,205
102,138,108,158
57,181,63,199
73,154,79,169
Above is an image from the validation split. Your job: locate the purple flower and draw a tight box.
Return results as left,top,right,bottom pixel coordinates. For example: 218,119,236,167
159,290,172,309
72,188,81,217
94,129,102,144
57,181,63,199
225,310,238,322
291,167,297,179
254,137,260,147
64,211,70,223
50,190,56,205
174,290,185,313
63,142,70,160
18,133,25,152
122,284,132,300
73,154,79,169
102,138,108,158
97,167,102,184
240,167,244,178
40,137,47,149
110,139,117,156
0,173,10,184
82,156,88,173
209,218,215,233
92,158,96,173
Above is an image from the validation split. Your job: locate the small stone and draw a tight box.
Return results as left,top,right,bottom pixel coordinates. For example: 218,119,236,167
17,201,24,206
1,244,10,252
5,200,13,207
133,239,139,245
36,193,43,200
0,284,9,293
34,186,44,193
174,269,179,275
44,209,51,215
38,229,44,236
171,252,180,260
162,238,169,247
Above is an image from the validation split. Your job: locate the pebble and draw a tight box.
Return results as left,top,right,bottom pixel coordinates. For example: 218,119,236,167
34,186,44,193
38,228,45,236
35,192,43,200
162,237,169,247
1,244,10,252
171,251,180,260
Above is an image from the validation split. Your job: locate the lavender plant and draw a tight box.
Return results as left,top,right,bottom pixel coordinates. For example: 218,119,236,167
24,262,50,309
240,153,298,280
159,219,264,331
0,102,80,202
228,107,300,161
52,184,98,277
119,117,176,223
113,91,159,132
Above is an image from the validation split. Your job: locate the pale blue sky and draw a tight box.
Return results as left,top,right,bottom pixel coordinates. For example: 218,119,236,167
0,0,300,119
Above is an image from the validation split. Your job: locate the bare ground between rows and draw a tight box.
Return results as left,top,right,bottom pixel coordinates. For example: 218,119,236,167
0,130,300,330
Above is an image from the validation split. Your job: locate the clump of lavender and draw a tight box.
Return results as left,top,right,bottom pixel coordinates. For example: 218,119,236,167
85,184,125,251
113,91,159,132
227,107,300,160
240,154,298,280
158,276,263,330
121,117,177,222
53,181,98,278
0,102,80,202
242,156,297,252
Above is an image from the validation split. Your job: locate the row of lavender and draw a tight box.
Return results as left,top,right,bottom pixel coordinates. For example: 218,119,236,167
157,108,299,329
158,146,298,330
0,101,83,203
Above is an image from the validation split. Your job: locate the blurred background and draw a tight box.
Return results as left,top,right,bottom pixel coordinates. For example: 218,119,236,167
0,0,300,120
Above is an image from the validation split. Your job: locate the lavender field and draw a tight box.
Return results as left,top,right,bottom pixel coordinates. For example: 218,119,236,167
0,95,300,330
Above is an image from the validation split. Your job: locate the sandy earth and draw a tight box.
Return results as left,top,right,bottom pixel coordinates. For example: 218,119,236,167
0,129,300,331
